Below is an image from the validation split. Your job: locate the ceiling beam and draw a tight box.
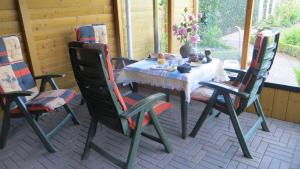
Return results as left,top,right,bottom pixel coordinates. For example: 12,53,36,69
18,0,42,75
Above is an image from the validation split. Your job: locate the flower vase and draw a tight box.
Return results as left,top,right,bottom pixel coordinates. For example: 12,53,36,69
180,44,194,58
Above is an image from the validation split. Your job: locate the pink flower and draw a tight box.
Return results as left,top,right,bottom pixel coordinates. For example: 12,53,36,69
190,35,200,44
198,12,203,19
192,24,199,31
188,14,195,21
178,27,187,36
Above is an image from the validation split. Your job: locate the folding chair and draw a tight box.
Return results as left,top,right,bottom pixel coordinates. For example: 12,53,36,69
0,36,80,153
68,42,172,169
189,29,280,158
75,24,137,86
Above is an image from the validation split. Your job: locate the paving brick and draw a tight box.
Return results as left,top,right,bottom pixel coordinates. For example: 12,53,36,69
0,90,300,169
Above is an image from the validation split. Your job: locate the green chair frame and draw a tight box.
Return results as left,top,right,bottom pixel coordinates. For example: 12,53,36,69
190,29,280,158
0,74,80,153
69,42,172,169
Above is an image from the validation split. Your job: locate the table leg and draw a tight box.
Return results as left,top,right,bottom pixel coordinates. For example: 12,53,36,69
165,89,170,102
180,91,188,139
132,82,138,92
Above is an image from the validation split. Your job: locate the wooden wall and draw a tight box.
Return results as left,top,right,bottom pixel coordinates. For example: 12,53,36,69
247,86,300,123
25,0,118,89
0,0,28,61
120,0,154,60
0,0,24,121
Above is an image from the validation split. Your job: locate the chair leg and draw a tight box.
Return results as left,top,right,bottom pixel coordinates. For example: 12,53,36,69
164,89,170,102
14,98,56,152
0,110,10,149
126,112,145,169
82,118,98,160
63,104,80,125
23,113,56,153
189,91,219,137
254,99,270,132
80,98,85,105
149,110,172,153
224,93,252,158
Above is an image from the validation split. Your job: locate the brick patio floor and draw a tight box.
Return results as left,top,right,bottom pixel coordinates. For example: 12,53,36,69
0,89,300,169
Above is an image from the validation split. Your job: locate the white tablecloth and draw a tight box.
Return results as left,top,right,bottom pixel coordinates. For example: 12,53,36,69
118,59,229,102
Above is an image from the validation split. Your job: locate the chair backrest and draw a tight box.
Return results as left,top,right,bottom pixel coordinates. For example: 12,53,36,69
0,36,39,106
75,24,108,44
68,42,131,135
236,29,280,113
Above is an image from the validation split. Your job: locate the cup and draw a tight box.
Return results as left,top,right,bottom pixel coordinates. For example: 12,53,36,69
158,58,166,65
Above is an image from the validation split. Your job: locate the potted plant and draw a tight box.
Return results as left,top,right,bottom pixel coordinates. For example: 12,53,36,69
173,8,203,58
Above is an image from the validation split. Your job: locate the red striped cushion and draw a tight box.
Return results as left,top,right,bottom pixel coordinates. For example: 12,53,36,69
11,89,77,117
75,25,108,44
99,43,172,129
123,93,172,129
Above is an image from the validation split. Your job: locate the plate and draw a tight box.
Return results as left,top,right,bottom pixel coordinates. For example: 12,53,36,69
151,64,167,70
151,64,177,72
190,62,202,67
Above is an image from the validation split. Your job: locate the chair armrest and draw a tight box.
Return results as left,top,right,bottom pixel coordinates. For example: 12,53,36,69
34,74,64,91
0,91,33,97
119,93,166,119
225,68,247,76
111,57,137,65
199,82,249,98
34,73,65,80
225,68,247,81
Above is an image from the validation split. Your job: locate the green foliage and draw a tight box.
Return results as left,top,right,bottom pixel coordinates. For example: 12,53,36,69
278,43,300,58
294,68,300,86
199,26,224,48
282,25,300,45
199,0,247,34
259,0,300,27
198,0,248,48
278,25,300,58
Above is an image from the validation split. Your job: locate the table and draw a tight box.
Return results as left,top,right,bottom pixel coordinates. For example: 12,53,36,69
118,58,229,138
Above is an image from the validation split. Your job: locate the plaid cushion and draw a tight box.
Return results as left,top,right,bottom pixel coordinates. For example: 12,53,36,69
11,89,77,116
0,36,39,104
191,33,266,111
123,93,172,129
75,24,108,44
191,86,237,111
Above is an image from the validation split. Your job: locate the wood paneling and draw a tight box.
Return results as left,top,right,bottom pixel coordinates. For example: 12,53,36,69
247,87,300,124
271,90,289,120
259,88,275,117
121,0,154,60
0,0,26,121
18,0,42,75
24,0,118,89
286,92,300,123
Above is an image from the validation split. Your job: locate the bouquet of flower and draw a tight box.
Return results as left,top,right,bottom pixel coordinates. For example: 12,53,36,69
172,8,203,45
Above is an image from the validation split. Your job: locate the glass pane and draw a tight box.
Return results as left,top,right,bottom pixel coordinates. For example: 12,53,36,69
197,0,247,69
159,0,168,53
252,0,300,86
121,0,154,60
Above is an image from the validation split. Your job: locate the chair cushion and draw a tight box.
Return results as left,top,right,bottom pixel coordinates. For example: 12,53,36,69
123,93,172,129
191,85,237,111
0,36,39,104
94,43,172,129
75,24,108,44
11,89,77,116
